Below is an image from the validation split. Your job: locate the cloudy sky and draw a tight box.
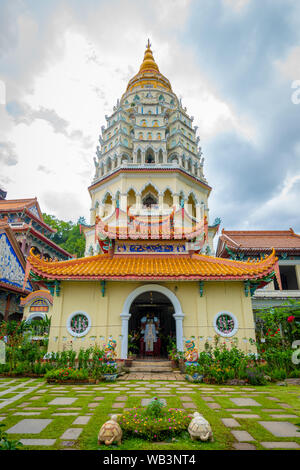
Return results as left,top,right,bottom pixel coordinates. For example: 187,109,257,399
1,0,300,235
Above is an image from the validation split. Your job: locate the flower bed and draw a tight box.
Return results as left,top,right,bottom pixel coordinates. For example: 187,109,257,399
44,367,90,383
118,404,191,441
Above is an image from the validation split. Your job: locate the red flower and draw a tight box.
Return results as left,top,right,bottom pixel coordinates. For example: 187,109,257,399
287,316,295,323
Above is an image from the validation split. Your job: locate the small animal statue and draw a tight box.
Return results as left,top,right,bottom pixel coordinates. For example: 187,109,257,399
98,415,122,446
104,338,117,361
184,340,198,363
188,412,213,442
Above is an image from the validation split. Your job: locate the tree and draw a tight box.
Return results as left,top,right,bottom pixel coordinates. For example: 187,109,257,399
42,214,86,258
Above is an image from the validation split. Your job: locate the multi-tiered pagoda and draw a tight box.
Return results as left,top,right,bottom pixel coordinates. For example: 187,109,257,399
24,42,280,358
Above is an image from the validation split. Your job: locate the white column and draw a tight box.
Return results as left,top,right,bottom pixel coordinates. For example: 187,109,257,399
173,312,184,352
120,313,131,359
136,193,142,214
120,193,127,212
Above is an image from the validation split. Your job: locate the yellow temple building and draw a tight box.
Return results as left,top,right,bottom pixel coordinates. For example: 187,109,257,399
23,41,280,359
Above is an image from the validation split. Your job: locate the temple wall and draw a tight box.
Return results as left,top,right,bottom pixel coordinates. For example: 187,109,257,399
90,174,209,213
47,280,256,357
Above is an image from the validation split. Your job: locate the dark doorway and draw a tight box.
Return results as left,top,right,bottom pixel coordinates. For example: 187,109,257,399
128,290,176,358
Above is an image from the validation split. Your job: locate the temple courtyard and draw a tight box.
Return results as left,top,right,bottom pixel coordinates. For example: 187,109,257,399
0,377,299,450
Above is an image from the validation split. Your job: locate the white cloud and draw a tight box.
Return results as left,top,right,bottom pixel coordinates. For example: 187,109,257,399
274,45,300,80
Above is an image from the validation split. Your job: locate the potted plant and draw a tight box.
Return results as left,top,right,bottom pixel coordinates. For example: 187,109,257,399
127,333,140,365
101,363,118,382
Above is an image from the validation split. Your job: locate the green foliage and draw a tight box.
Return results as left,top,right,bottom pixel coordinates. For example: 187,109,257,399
255,299,300,350
45,367,89,382
42,213,86,258
145,398,166,418
0,320,30,371
128,333,140,355
0,424,23,450
118,407,191,441
193,338,255,384
245,366,267,385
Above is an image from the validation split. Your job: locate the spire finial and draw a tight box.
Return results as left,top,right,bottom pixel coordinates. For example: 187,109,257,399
146,38,151,49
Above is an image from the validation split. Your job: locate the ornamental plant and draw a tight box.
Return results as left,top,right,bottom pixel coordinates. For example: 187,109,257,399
0,424,23,450
45,367,89,383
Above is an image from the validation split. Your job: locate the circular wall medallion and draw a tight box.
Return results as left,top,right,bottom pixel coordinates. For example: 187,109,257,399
67,311,91,337
213,311,238,337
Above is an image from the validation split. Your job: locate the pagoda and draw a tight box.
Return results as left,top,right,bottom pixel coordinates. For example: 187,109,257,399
23,42,281,358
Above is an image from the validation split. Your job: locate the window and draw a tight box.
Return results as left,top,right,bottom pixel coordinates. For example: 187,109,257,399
274,265,299,290
213,312,238,337
143,194,157,207
67,311,91,337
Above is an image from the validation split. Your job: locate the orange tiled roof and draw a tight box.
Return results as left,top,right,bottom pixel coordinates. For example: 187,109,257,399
27,248,279,282
0,198,38,212
217,228,300,257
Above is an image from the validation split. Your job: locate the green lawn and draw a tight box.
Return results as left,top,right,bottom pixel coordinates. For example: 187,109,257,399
0,378,299,450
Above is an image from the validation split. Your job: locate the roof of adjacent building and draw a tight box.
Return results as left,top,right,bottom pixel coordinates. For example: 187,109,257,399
0,197,56,233
20,289,53,307
216,228,300,258
26,247,279,285
0,221,33,294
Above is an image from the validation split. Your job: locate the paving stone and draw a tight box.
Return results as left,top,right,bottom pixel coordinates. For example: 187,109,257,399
52,413,79,416
260,441,300,449
259,421,300,437
29,397,40,401
49,398,77,406
93,397,104,401
0,417,5,422
7,419,52,434
115,396,127,401
233,443,256,450
73,416,91,425
182,402,197,409
221,418,240,428
61,440,76,447
261,409,286,412
232,414,260,419
60,428,83,440
112,402,126,408
180,396,193,402
231,430,255,442
201,397,214,402
57,407,82,411
14,412,41,416
280,404,293,409
226,409,251,413
266,397,280,401
269,414,298,419
20,439,56,446
230,398,262,407
207,403,221,410
88,403,99,408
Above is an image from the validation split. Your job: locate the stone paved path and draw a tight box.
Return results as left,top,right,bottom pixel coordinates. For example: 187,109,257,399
0,377,299,450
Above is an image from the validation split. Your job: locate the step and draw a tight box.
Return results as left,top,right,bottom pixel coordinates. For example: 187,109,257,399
130,367,173,373
131,361,171,367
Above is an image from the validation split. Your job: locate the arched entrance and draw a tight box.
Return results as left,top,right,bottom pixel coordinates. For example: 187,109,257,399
128,291,176,358
120,284,184,359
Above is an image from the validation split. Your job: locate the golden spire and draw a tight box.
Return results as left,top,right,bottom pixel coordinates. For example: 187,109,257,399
139,39,159,73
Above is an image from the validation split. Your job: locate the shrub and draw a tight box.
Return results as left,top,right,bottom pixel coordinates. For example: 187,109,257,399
245,367,267,385
145,398,166,418
45,367,89,382
0,424,23,450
